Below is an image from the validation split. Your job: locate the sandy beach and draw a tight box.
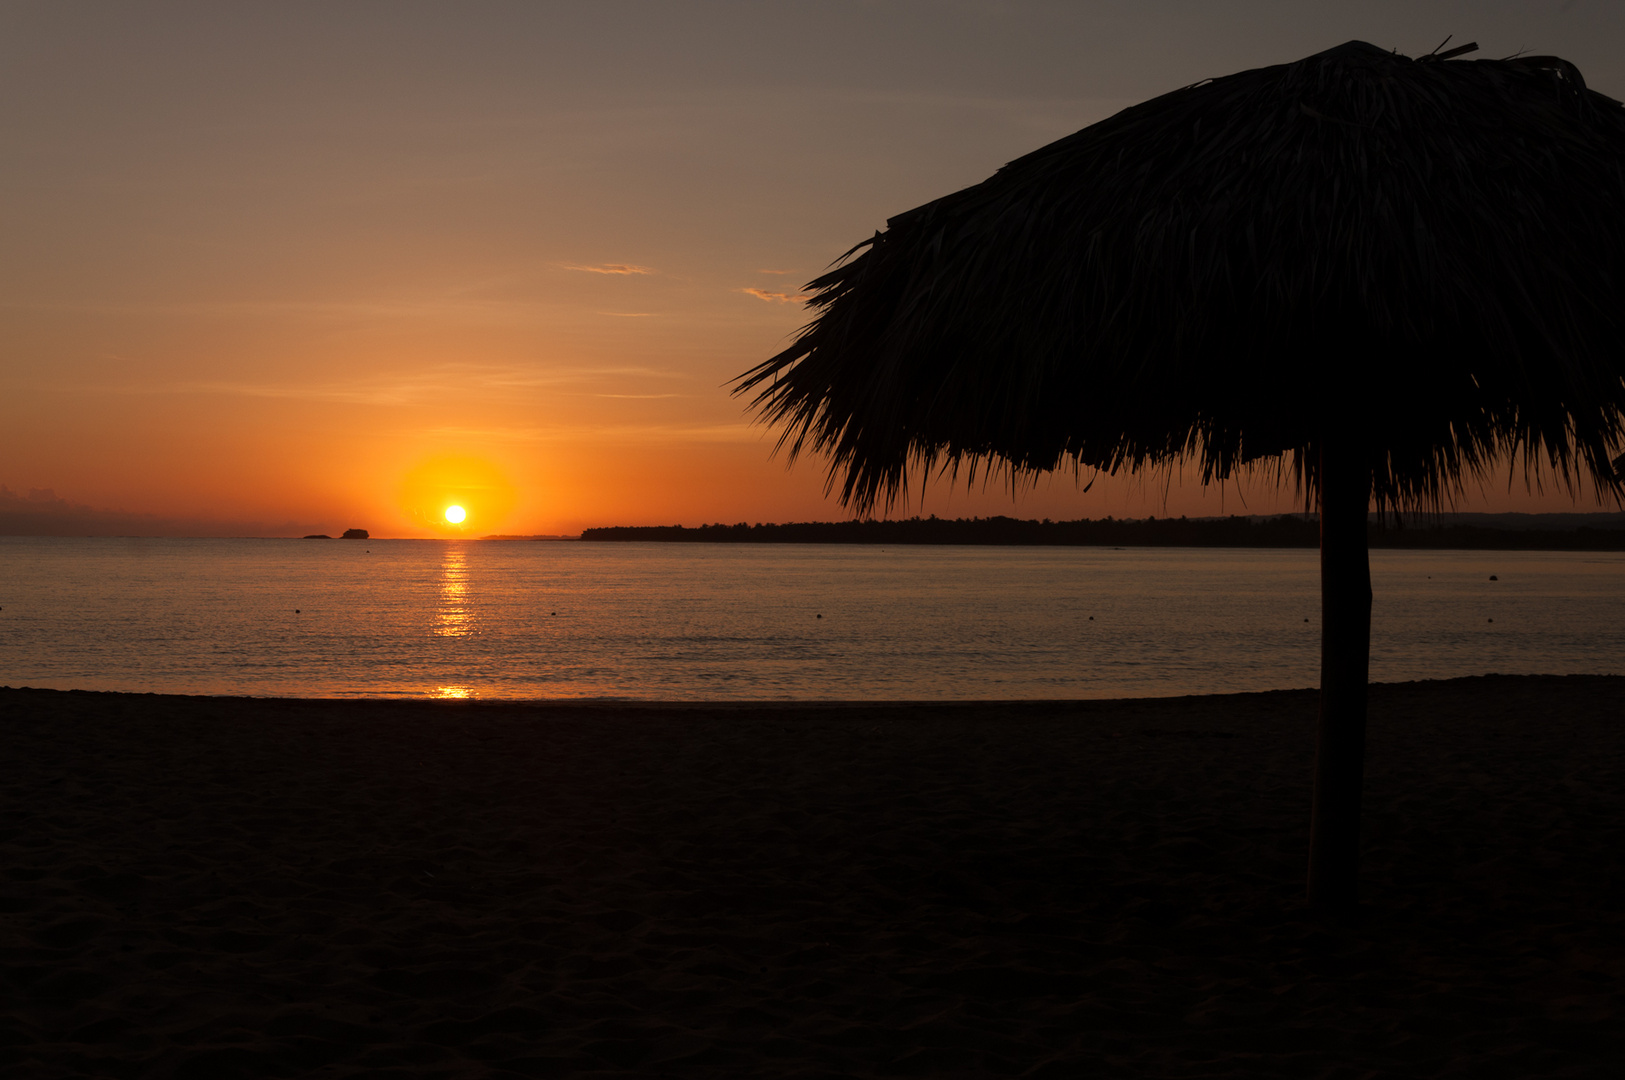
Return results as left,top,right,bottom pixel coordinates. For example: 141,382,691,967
2,675,1621,1077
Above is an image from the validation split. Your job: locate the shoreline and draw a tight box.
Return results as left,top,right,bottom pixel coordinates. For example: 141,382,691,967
2,672,1613,706
4,674,1621,1076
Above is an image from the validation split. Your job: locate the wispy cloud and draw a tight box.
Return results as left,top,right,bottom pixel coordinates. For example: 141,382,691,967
755,269,797,276
597,311,658,317
152,380,420,406
5,296,575,324
416,421,761,444
561,263,653,275
81,364,687,406
739,287,811,304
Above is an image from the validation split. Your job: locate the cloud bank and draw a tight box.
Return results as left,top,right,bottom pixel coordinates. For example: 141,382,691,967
0,486,319,538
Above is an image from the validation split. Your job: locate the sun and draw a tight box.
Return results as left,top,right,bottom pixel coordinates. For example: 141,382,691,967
399,454,517,535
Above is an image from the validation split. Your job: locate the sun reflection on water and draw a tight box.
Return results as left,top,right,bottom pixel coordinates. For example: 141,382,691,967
435,544,474,638
434,685,473,699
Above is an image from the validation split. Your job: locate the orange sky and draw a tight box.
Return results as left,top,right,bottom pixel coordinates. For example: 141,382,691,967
5,3,1625,537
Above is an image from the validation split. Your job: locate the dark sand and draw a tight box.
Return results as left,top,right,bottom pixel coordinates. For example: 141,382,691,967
1,676,1621,1078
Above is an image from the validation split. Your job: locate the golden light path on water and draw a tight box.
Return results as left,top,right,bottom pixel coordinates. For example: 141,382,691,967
433,544,477,697
434,544,473,640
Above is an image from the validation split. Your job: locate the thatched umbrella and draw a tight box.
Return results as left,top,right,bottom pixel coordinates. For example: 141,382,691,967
736,40,1625,911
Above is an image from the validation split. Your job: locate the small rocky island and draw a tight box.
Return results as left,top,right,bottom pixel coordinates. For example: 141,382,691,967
341,528,369,539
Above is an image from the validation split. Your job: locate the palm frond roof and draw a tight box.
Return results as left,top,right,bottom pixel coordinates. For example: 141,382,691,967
737,41,1625,511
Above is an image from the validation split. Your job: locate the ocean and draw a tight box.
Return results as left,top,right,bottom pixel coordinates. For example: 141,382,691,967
1,537,1620,700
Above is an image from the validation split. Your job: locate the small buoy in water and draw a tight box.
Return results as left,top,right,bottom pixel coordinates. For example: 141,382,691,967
1488,618,1494,623
1088,616,1094,620
1489,574,1498,581
551,611,557,616
1304,618,1310,622
295,609,301,614
816,613,822,619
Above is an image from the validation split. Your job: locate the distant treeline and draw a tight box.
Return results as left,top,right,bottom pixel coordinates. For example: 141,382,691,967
579,515,1625,551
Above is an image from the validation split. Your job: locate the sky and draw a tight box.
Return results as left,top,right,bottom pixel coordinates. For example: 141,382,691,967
5,1,1625,537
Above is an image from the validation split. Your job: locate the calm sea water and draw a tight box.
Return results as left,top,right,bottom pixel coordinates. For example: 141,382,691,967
0,537,1620,700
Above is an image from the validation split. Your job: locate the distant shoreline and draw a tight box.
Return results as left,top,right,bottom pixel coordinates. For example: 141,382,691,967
6,512,1625,548
579,514,1625,551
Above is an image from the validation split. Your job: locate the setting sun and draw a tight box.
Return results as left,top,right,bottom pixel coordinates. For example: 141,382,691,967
398,454,518,535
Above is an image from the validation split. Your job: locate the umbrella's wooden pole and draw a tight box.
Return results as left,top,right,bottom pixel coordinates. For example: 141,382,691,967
1308,439,1372,912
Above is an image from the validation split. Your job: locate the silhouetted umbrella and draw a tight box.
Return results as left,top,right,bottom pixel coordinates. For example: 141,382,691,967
736,41,1625,911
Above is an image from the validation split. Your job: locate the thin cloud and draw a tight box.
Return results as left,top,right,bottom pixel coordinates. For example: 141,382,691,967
418,421,758,444
6,297,578,324
471,365,683,388
561,263,653,275
161,380,417,406
755,269,796,276
597,311,658,317
83,363,686,406
739,287,811,304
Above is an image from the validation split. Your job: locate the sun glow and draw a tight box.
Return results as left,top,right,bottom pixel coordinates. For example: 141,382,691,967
398,454,517,535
